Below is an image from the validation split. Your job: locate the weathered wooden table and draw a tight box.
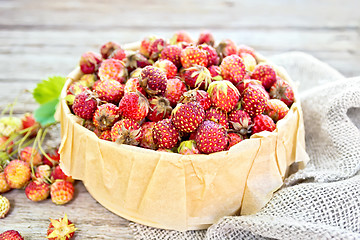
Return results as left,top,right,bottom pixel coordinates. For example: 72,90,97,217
1,0,359,238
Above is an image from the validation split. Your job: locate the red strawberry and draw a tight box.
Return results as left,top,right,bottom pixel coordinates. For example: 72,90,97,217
93,103,120,131
0,172,11,193
140,66,167,96
205,107,229,129
160,45,182,68
180,46,208,68
181,89,211,111
153,59,177,79
147,97,172,122
72,91,98,120
20,146,42,166
125,51,151,72
0,230,24,240
110,119,142,145
178,140,200,155
252,114,276,134
25,181,50,202
153,119,180,149
181,65,212,90
269,76,295,107
241,84,268,117
172,102,205,133
216,39,237,60
98,58,127,83
50,180,74,205
171,31,193,44
47,214,76,240
124,77,147,96
21,113,39,137
237,44,256,59
220,55,246,86
149,38,167,60
99,130,112,141
264,99,289,122
200,44,219,66
4,160,31,189
100,41,121,59
228,133,243,149
79,51,102,74
208,65,223,81
118,92,149,122
139,122,157,150
197,31,215,46
251,64,277,90
228,109,253,136
235,79,262,95
165,78,187,107
195,120,228,154
51,165,74,183
207,80,240,112
43,149,60,167
140,36,156,58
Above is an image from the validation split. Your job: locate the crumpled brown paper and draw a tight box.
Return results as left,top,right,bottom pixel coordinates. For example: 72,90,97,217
56,45,309,231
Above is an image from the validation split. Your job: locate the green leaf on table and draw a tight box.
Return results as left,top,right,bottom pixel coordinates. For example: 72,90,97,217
34,98,59,126
33,76,66,104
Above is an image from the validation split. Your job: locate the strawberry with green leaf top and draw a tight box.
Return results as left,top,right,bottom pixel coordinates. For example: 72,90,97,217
181,65,212,90
180,46,208,69
207,80,240,112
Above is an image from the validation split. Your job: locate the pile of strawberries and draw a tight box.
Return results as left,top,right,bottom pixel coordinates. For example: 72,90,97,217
68,31,294,154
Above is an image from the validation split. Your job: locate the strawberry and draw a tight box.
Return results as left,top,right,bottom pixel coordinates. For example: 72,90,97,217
125,51,151,72
264,99,289,122
239,53,257,72
19,146,42,166
47,214,76,240
237,44,256,59
171,31,193,44
147,97,172,122
200,44,219,66
0,195,10,218
0,230,24,240
251,64,277,90
165,78,187,107
0,172,11,193
124,77,147,96
93,79,124,104
228,109,253,136
153,119,180,149
79,51,102,74
208,65,223,81
235,79,262,95
43,149,60,167
153,59,177,79
228,132,243,149
72,91,98,120
118,92,149,122
205,107,229,129
140,66,167,96
139,122,157,150
111,119,142,145
252,114,276,134
51,165,74,183
100,41,121,59
172,102,205,133
181,65,212,90
216,39,237,60
180,46,208,69
181,89,211,110
197,31,215,46
195,120,228,154
160,45,182,68
21,113,39,137
50,180,74,205
25,181,50,202
140,36,156,58
98,58,127,83
34,164,51,183
207,80,240,112
269,76,295,107
93,103,120,131
4,160,31,189
66,82,89,105
178,140,200,155
99,130,112,141
220,55,246,87
241,84,268,117
149,38,167,60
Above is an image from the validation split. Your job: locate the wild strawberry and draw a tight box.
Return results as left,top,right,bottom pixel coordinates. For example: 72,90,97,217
269,76,295,107
79,74,97,88
72,91,98,120
228,109,253,136
236,79,262,95
149,38,167,60
99,130,112,141
140,66,167,96
147,97,172,122
93,79,124,104
180,46,208,68
0,172,11,193
119,92,149,122
140,36,156,58
111,119,142,145
181,89,211,110
139,122,157,150
178,140,200,155
21,113,39,137
265,99,289,122
195,120,228,154
237,44,256,59
154,59,177,79
171,31,193,44
4,160,31,189
98,58,127,83
252,114,276,134
47,214,76,240
93,103,120,131
216,39,237,60
34,164,51,183
197,31,215,46
19,146,42,166
0,117,22,137
79,51,102,74
43,149,60,167
239,53,257,72
251,64,277,90
205,107,229,129
51,165,74,183
200,44,219,66
50,180,74,205
0,195,10,218
0,230,24,240
220,55,246,86
181,65,212,90
241,84,268,117
165,78,187,107
228,133,243,149
66,82,89,105
172,102,205,133
125,51,151,72
160,45,182,68
124,77,147,96
207,80,240,112
208,65,223,81
100,41,121,59
25,181,50,202
153,119,180,149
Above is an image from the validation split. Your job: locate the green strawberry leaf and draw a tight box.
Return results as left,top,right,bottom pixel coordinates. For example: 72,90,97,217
34,98,59,126
33,76,66,104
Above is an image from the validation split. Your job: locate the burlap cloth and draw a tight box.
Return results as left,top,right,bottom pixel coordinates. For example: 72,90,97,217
129,52,360,240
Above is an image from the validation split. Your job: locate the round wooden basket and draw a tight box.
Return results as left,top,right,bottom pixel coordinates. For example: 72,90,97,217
57,43,309,231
